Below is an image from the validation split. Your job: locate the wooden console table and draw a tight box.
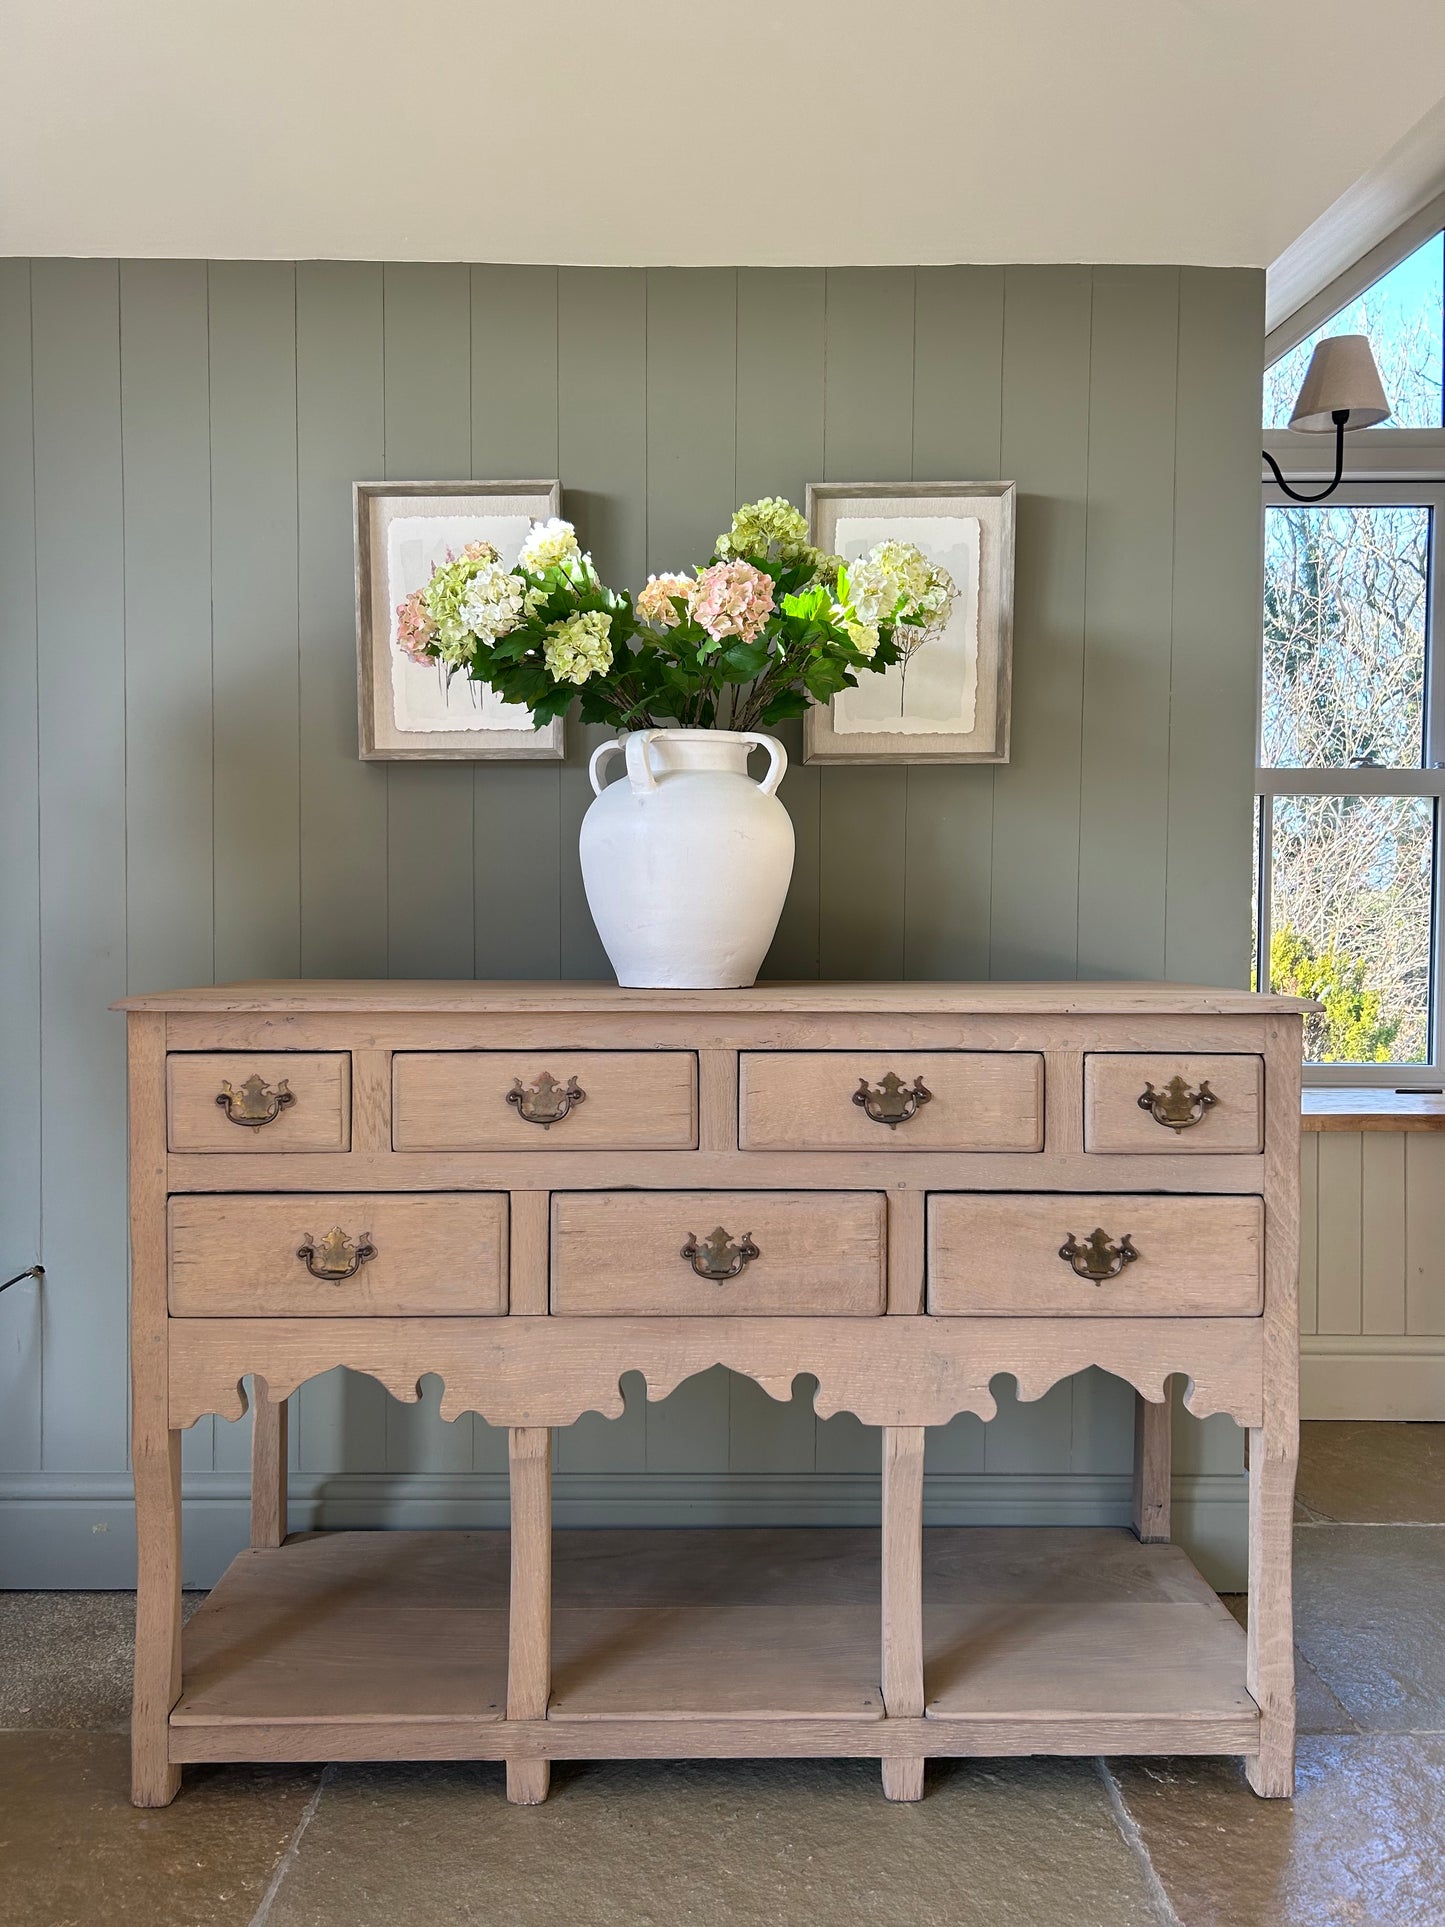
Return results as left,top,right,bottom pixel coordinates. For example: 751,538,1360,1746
118,981,1306,1807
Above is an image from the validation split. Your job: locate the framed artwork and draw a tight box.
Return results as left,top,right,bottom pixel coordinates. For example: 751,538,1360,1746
354,480,565,760
803,481,1015,764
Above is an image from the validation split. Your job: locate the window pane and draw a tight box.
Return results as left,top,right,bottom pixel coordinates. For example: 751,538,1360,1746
1262,504,1429,768
1264,230,1444,429
1268,795,1433,1064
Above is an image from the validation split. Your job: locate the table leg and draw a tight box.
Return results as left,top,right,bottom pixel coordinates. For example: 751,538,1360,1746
880,1426,926,1801
250,1383,288,1549
1131,1386,1172,1543
507,1425,552,1804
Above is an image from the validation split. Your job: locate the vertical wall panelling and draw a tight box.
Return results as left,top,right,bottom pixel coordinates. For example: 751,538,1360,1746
556,269,647,981
0,260,42,1471
471,266,563,979
989,266,1092,978
1361,1134,1407,1334
738,269,827,980
381,264,475,983
819,270,915,978
1316,1130,1364,1334
32,260,129,1470
904,266,1006,981
121,261,220,1474
1405,1134,1445,1334
1076,267,1179,980
2,261,1274,1576
293,262,391,1478
208,262,301,983
1166,269,1262,986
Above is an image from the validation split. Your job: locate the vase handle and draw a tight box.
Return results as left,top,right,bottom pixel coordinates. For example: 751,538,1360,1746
623,729,660,795
740,732,787,798
588,737,626,798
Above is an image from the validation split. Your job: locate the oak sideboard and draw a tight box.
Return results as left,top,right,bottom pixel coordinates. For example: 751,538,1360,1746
117,980,1307,1807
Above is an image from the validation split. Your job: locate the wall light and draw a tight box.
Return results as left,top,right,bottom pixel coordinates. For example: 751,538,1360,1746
1262,334,1391,503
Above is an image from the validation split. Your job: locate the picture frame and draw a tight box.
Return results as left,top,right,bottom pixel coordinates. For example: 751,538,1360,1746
354,479,565,760
803,481,1015,764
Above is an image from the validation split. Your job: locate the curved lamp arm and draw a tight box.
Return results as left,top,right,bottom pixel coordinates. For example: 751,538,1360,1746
1261,411,1348,504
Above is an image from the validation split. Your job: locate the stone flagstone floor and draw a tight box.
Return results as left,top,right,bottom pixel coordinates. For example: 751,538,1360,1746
0,1421,1441,1926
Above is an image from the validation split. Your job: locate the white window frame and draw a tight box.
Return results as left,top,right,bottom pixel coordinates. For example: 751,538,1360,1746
1258,437,1445,1085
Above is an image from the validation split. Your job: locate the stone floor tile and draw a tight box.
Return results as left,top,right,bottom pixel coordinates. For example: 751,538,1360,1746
1219,1596,1358,1735
0,1731,319,1927
0,1593,203,1731
1109,1735,1445,1927
265,1756,1160,1927
1293,1526,1445,1732
1296,1423,1445,1524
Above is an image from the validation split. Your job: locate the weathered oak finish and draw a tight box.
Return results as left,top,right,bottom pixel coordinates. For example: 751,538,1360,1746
1084,1053,1263,1154
168,1193,509,1318
167,1051,351,1153
550,1190,887,1318
120,980,1306,1810
393,1049,698,1152
739,1050,1043,1152
928,1194,1264,1317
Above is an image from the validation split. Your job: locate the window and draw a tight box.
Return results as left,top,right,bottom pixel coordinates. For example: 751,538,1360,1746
1257,230,1445,1082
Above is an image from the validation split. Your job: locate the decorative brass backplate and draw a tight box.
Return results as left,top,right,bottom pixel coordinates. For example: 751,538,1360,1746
1058,1228,1139,1284
215,1074,295,1130
1138,1075,1217,1133
680,1227,761,1283
853,1072,932,1129
296,1227,377,1281
507,1071,586,1128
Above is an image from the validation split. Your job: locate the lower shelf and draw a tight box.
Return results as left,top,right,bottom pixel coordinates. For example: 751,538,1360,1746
170,1525,1258,1765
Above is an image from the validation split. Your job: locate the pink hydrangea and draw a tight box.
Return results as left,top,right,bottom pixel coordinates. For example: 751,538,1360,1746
635,572,695,629
689,560,775,646
395,586,437,664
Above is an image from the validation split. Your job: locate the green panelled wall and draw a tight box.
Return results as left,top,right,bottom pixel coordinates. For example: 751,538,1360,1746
0,261,1264,1586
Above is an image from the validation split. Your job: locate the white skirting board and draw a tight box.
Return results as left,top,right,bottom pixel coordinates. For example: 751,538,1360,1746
0,1470,1248,1594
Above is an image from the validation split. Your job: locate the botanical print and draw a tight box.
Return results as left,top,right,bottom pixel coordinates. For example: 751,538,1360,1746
830,514,980,734
385,512,537,733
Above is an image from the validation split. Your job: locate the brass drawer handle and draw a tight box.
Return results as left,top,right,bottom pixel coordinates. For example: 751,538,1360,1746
681,1226,760,1283
1138,1076,1217,1133
216,1074,295,1130
1059,1228,1139,1284
507,1072,586,1127
853,1073,932,1129
296,1227,376,1282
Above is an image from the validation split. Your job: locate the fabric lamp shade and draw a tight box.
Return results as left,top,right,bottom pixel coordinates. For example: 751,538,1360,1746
1288,333,1391,432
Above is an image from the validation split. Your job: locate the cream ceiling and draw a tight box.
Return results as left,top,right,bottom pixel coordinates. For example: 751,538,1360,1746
3,0,1444,268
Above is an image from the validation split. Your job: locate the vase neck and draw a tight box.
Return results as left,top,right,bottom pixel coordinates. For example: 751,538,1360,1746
628,729,767,777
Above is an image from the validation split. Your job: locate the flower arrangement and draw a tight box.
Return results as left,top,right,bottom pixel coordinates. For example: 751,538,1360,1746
395,497,956,733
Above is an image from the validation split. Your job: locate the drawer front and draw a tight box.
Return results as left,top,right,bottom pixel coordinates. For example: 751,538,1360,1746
392,1051,697,1151
168,1193,507,1316
927,1194,1262,1317
1084,1054,1263,1154
739,1052,1043,1152
550,1191,886,1316
167,1053,350,1153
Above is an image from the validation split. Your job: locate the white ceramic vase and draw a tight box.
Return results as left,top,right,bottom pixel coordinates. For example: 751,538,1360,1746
580,729,794,989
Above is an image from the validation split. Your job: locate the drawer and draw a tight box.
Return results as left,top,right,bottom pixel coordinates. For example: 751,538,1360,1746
1084,1054,1263,1154
739,1052,1043,1152
927,1194,1263,1317
167,1053,350,1153
550,1191,886,1316
392,1051,697,1151
168,1193,507,1316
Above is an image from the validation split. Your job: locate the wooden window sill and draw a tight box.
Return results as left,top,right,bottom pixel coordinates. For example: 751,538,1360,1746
1302,1088,1445,1131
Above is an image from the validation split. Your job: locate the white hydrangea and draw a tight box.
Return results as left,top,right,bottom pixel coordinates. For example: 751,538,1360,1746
544,609,613,685
519,518,583,574
460,559,527,643
845,541,956,633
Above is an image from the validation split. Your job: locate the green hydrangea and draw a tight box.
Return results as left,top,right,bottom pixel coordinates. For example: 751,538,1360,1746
544,609,613,685
424,553,488,665
715,496,813,566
